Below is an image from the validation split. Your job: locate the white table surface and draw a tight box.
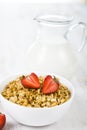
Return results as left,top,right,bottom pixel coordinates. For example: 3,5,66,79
0,3,87,130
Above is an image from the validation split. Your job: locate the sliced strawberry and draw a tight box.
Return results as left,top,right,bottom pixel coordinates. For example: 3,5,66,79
42,75,59,94
21,73,40,88
0,113,6,130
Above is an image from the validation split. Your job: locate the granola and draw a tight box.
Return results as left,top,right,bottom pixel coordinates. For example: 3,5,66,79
1,76,71,108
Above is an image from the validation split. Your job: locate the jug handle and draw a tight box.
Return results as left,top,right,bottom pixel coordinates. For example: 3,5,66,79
65,22,87,52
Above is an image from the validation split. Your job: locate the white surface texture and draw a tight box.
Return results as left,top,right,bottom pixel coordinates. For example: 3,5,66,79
0,3,87,130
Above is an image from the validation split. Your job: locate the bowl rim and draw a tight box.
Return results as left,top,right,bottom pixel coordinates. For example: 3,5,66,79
0,73,75,110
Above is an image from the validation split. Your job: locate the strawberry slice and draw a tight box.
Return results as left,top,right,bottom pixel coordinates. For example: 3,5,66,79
0,113,6,130
21,73,40,88
42,75,59,94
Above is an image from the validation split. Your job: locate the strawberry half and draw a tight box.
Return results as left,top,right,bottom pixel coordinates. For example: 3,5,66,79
0,113,6,130
42,75,59,94
21,73,40,88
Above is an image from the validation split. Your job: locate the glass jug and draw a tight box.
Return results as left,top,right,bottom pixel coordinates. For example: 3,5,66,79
24,15,87,79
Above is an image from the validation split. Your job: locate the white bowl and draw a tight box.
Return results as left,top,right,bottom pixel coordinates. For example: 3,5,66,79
0,73,74,126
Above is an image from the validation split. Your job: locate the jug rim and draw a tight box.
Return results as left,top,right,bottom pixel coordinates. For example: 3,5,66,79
34,14,74,25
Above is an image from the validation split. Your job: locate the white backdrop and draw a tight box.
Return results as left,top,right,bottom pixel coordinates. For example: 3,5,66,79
0,3,87,80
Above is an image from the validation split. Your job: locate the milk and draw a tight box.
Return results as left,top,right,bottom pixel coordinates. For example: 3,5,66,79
24,39,78,79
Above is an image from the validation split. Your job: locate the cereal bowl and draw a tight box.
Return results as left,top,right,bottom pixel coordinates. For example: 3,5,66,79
0,73,74,126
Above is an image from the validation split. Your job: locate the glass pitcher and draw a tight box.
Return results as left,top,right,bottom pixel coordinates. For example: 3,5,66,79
24,15,87,79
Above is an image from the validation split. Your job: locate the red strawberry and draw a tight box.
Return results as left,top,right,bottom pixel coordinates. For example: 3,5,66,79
0,113,6,130
42,75,59,94
21,73,40,88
